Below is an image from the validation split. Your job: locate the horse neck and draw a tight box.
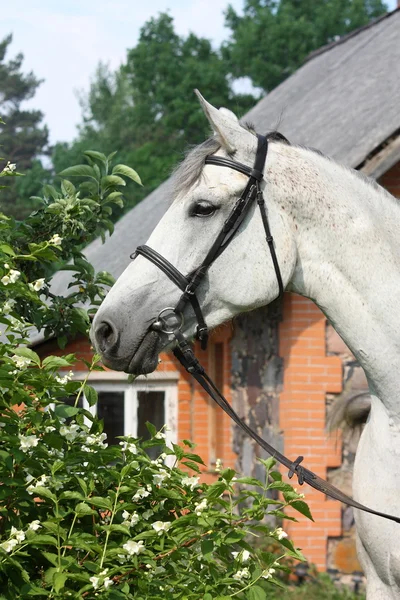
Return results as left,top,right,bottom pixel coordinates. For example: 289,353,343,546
275,145,400,417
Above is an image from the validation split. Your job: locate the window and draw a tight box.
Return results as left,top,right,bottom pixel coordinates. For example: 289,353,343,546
79,378,178,460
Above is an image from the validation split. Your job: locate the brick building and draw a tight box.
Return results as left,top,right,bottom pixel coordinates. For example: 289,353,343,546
38,8,400,573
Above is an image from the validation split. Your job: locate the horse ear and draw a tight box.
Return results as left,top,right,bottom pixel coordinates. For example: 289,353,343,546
195,89,243,154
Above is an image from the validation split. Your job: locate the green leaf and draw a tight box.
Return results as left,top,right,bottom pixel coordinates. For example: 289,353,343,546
54,404,79,419
112,164,142,185
75,502,97,516
59,491,85,501
0,243,15,256
183,452,205,465
145,422,157,437
12,347,41,366
224,530,244,544
236,476,262,486
290,500,314,521
31,487,57,503
83,384,98,407
26,534,58,546
58,165,98,179
75,476,88,496
43,184,59,200
248,585,267,600
53,572,67,593
41,552,59,567
60,179,76,196
84,150,107,164
201,539,213,556
42,355,75,370
101,175,126,190
87,496,113,510
259,457,277,470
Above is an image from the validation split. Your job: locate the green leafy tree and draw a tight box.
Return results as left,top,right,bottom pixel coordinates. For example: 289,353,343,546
0,34,50,219
53,14,256,216
223,0,388,92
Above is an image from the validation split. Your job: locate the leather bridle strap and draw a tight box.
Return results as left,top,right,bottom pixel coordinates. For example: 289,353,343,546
173,334,400,525
134,135,283,349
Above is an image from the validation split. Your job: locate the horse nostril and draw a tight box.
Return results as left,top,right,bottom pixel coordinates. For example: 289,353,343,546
95,320,119,353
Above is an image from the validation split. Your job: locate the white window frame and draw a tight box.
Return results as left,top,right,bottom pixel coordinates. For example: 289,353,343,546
71,371,179,461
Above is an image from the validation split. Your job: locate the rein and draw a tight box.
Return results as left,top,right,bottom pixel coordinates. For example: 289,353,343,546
132,134,400,525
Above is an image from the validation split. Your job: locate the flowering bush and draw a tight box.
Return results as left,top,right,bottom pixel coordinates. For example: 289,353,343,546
0,142,312,598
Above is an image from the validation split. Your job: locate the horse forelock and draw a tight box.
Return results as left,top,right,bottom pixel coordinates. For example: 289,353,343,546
171,126,292,202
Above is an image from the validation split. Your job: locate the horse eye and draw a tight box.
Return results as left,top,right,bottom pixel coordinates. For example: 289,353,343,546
191,201,218,218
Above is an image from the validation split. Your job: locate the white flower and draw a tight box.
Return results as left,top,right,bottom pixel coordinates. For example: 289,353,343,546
0,538,18,553
29,278,45,292
120,440,137,454
103,577,113,589
195,498,207,516
11,355,31,369
82,432,108,451
262,567,276,580
45,426,56,433
49,233,62,246
274,527,288,540
232,549,250,563
152,469,170,486
19,434,39,452
132,488,150,501
11,527,25,542
215,458,223,472
154,431,166,440
2,269,21,286
151,521,171,535
27,474,51,494
2,161,17,173
3,299,15,313
28,520,42,531
122,510,139,528
123,539,145,555
232,567,250,581
60,423,80,442
142,509,153,520
181,476,199,491
55,370,74,385
89,576,100,589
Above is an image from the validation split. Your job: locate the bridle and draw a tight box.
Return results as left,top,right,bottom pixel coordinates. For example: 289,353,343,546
132,134,400,525
135,135,283,350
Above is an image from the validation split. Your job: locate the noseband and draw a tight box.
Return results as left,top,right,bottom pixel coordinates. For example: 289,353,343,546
131,133,400,525
134,134,283,350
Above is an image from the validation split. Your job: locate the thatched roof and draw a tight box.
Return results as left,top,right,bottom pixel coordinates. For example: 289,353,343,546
49,8,400,293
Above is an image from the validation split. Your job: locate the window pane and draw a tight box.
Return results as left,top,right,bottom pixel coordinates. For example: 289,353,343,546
97,391,125,446
137,392,165,459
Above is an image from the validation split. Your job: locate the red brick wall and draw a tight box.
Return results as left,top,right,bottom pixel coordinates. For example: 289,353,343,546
279,294,343,569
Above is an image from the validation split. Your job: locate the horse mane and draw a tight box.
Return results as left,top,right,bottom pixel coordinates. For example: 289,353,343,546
171,126,393,205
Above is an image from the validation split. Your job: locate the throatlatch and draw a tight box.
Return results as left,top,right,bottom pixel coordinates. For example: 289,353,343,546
132,133,400,525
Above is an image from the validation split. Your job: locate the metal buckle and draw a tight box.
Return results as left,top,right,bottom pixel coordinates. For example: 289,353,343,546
151,307,184,334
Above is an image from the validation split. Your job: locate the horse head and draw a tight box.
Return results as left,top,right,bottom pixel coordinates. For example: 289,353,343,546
91,92,297,374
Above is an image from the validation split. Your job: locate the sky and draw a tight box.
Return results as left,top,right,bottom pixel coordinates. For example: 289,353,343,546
1,0,397,146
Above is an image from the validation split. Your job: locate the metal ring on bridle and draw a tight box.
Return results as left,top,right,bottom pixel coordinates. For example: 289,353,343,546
152,307,184,334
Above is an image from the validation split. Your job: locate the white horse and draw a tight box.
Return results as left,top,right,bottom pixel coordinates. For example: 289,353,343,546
92,92,400,598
